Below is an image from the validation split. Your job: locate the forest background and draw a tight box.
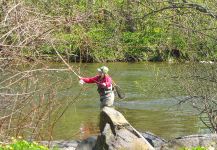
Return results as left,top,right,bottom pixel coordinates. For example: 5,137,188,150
1,0,217,62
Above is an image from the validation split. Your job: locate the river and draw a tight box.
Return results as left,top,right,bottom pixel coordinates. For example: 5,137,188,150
50,62,207,141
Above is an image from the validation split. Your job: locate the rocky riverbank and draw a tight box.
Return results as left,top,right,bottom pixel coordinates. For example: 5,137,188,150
42,107,217,150
42,133,217,150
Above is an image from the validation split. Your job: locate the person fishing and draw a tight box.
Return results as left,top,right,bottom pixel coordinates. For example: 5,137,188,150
79,66,114,108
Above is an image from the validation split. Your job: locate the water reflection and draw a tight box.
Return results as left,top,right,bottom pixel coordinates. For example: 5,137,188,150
116,99,199,139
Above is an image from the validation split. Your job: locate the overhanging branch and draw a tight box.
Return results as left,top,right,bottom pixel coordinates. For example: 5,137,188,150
141,1,217,19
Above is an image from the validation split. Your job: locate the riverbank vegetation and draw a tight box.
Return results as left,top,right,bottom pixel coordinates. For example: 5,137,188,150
1,0,217,62
173,63,217,133
0,138,49,150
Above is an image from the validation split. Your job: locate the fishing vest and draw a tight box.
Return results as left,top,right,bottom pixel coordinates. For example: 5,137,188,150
97,84,113,100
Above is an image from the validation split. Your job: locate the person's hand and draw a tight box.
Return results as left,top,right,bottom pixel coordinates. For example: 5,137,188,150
79,79,85,85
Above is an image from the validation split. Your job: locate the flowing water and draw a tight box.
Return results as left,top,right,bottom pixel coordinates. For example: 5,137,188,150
51,62,208,140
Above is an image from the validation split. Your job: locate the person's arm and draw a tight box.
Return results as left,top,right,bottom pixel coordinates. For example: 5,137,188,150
80,76,99,84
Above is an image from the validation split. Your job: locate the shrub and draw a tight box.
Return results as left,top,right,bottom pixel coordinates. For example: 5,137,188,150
0,138,50,150
180,146,207,150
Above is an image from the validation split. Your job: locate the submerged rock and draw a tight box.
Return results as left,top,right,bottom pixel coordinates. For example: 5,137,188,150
160,134,217,150
141,131,167,148
41,140,79,150
75,136,97,150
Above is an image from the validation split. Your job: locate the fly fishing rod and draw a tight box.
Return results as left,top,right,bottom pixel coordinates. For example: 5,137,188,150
54,47,81,78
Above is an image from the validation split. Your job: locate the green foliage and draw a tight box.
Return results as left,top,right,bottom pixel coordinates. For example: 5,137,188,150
12,0,217,62
87,26,124,62
180,146,207,150
0,139,50,150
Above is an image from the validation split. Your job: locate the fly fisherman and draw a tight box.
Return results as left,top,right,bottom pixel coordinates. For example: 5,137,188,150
79,66,114,108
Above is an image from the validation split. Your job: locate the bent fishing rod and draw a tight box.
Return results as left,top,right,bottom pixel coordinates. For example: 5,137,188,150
54,47,81,78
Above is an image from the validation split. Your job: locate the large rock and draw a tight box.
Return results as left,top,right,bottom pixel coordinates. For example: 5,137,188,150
76,132,166,150
160,134,217,150
94,123,152,150
94,107,154,150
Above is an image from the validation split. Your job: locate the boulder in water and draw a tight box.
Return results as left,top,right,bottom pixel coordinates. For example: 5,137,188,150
94,107,154,150
160,134,217,150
